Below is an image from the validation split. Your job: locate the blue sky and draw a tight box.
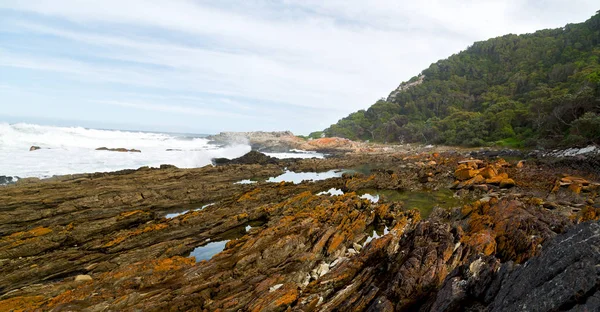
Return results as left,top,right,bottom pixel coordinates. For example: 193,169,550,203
0,1,598,134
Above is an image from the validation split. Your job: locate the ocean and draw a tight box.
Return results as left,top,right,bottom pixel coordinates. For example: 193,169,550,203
0,123,322,180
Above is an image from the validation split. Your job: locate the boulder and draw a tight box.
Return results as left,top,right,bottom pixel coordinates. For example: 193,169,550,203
455,168,479,181
29,146,41,151
74,274,93,282
479,166,497,179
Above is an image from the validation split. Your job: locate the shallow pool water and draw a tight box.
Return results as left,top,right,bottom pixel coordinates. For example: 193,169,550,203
360,193,380,203
317,188,344,196
364,226,389,245
235,179,257,184
265,150,325,159
164,202,216,219
189,220,266,262
356,188,461,218
190,241,228,261
267,169,345,184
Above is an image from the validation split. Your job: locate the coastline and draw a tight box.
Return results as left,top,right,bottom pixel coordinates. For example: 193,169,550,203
1,143,599,311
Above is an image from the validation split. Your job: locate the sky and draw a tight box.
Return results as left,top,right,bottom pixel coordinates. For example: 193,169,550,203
0,1,598,135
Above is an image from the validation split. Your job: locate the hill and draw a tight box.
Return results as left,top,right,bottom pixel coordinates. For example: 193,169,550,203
317,11,600,148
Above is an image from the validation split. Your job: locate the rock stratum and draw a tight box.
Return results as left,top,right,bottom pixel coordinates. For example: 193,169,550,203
0,148,599,311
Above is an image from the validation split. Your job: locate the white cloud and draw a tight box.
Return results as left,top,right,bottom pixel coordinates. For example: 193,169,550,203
0,0,597,133
93,100,247,119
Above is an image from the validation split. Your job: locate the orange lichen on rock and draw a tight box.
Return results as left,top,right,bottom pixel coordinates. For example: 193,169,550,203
47,289,90,308
104,223,168,247
45,256,195,310
237,188,262,202
452,159,516,189
461,198,566,264
153,256,195,272
462,230,496,256
0,295,46,312
552,176,598,194
249,286,299,312
345,175,375,189
306,137,355,149
574,206,600,223
273,288,299,306
327,233,346,254
479,166,498,179
568,183,582,194
455,168,479,181
120,210,143,217
8,226,52,239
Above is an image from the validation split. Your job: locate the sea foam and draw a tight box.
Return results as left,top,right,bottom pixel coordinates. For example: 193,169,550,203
0,123,251,179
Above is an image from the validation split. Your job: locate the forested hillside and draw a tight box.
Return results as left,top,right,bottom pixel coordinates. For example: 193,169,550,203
318,11,600,147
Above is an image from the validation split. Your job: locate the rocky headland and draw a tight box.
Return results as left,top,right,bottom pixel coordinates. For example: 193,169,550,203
1,144,599,311
207,131,366,154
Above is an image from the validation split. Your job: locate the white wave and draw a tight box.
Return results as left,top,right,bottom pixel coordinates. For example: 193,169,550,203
0,123,251,178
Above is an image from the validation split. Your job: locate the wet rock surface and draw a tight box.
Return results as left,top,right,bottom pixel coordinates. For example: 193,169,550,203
0,150,598,311
0,176,18,186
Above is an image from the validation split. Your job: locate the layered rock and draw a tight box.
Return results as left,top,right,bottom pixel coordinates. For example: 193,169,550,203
426,221,600,312
0,150,598,311
451,158,516,190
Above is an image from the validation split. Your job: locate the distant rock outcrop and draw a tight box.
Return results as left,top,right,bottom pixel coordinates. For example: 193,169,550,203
208,131,364,154
207,131,303,152
95,147,141,153
29,146,41,151
387,74,425,102
212,151,280,166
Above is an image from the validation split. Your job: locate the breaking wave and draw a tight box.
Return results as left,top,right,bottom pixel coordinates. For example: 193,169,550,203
0,123,251,178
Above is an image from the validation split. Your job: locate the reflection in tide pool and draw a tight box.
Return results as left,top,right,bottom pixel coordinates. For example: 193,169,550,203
190,241,228,261
265,150,325,159
189,220,265,262
360,193,380,203
356,189,461,218
364,226,390,245
317,188,344,196
267,169,344,184
164,202,216,219
235,179,257,184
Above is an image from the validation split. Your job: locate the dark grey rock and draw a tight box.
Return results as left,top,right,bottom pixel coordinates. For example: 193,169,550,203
490,221,600,312
0,176,17,185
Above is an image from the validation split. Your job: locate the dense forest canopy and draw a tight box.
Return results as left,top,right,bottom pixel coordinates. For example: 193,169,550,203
316,11,600,148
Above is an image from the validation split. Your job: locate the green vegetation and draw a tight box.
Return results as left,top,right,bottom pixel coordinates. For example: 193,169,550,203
322,11,600,147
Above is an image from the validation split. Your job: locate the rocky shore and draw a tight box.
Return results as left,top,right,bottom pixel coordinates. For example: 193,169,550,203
207,131,364,154
1,146,599,311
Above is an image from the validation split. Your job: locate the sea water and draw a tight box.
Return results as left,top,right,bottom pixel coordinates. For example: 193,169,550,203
0,123,321,179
